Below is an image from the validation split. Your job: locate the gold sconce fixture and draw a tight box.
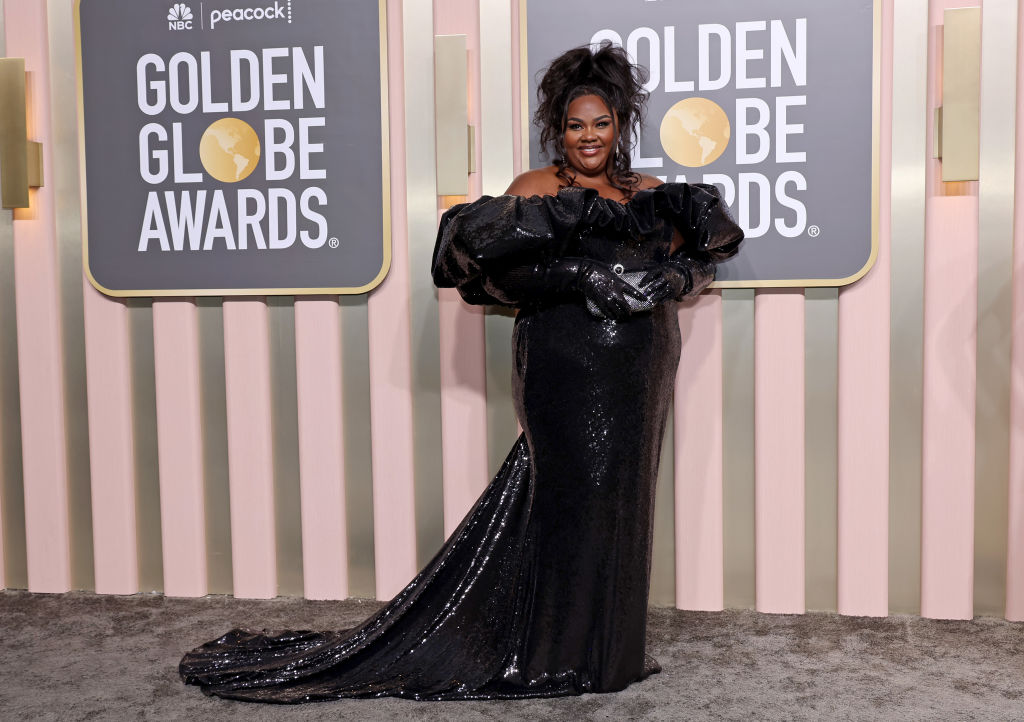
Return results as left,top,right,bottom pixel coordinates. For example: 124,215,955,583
933,7,981,182
0,58,44,209
434,34,474,197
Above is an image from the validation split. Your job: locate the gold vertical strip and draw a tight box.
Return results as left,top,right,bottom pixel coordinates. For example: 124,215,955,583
479,0,519,480
974,0,1018,616
268,297,303,596
404,0,444,568
0,233,26,588
722,290,756,609
649,415,675,606
46,0,93,590
0,0,28,590
378,0,392,296
888,0,928,615
197,299,232,595
127,300,162,592
342,1,387,600
805,288,839,612
485,310,516,476
341,297,376,599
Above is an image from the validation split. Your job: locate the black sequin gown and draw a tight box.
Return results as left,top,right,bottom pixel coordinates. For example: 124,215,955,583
179,183,743,703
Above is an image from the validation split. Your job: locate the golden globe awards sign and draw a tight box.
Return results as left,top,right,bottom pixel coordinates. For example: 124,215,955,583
76,0,389,296
525,0,879,287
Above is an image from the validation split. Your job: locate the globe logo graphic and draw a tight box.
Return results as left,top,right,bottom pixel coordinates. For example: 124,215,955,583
199,118,261,183
659,98,731,168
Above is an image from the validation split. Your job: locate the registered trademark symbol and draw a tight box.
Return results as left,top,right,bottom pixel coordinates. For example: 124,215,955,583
328,237,340,249
807,225,821,238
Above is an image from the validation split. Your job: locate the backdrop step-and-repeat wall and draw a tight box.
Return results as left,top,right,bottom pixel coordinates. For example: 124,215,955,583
0,0,1022,623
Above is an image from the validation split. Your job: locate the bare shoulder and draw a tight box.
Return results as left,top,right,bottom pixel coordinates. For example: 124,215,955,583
634,173,665,190
504,167,562,198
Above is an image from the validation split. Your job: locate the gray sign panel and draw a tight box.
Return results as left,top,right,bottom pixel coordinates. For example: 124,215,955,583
77,0,389,296
526,0,877,287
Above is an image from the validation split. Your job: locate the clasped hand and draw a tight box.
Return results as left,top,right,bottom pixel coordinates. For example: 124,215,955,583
576,262,650,321
486,257,691,321
637,262,690,304
577,260,690,320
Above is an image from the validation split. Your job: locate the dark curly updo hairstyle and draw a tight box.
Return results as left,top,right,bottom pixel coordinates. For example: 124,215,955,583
534,42,650,196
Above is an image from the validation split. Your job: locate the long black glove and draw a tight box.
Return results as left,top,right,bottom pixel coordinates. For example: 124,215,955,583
483,257,650,320
637,254,716,303
638,183,744,303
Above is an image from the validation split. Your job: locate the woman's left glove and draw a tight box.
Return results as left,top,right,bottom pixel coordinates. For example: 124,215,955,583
639,255,717,303
638,261,692,303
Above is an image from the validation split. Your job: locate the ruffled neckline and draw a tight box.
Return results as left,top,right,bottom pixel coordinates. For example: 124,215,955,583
503,182,713,240
515,183,669,209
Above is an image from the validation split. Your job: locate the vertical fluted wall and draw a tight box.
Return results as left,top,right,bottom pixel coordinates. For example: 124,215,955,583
0,0,1020,620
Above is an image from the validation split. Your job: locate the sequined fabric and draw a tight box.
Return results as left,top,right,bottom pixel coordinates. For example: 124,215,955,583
179,182,743,703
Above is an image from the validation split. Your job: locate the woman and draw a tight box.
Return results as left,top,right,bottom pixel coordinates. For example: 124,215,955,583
179,42,743,702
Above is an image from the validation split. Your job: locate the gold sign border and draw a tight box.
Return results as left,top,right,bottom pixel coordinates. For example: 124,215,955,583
75,0,392,298
518,0,882,289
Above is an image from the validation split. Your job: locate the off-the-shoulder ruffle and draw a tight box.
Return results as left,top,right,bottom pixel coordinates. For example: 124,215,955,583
573,182,737,252
431,182,743,305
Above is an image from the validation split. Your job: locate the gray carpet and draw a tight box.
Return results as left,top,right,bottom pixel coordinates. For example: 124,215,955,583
2,590,1022,721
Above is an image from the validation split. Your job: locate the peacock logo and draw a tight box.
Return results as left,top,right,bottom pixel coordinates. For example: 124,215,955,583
167,3,194,30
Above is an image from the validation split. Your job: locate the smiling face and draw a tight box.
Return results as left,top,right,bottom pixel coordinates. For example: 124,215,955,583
562,94,617,179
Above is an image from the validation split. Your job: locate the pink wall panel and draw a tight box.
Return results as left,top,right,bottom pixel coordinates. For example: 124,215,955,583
1008,2,1024,623
836,0,892,618
920,196,978,620
294,299,348,600
837,265,891,617
435,0,490,536
222,299,277,599
674,293,724,611
366,0,419,600
152,300,207,597
83,284,138,594
5,0,72,594
918,1,980,621
754,290,805,614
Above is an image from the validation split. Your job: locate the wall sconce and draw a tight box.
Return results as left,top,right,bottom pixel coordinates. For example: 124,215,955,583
434,34,474,196
933,7,980,182
0,58,44,209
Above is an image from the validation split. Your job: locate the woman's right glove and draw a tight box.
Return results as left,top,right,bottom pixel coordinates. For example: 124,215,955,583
573,259,654,320
483,257,650,320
